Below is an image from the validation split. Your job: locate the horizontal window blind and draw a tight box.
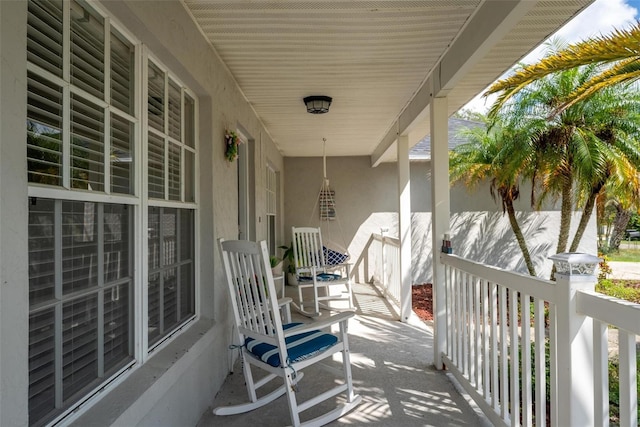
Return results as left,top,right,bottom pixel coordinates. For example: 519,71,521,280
110,113,134,195
70,0,104,100
147,131,165,199
147,208,194,347
27,72,63,186
110,30,134,115
28,198,134,426
147,62,164,132
70,95,105,191
27,0,63,77
168,80,181,140
28,308,56,424
61,201,98,295
29,197,56,306
168,142,181,201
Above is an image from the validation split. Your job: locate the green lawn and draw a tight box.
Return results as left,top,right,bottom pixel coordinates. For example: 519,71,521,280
606,246,640,262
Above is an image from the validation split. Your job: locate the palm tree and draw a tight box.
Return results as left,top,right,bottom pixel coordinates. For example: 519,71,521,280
450,119,538,276
485,23,640,115
494,64,640,270
567,87,640,252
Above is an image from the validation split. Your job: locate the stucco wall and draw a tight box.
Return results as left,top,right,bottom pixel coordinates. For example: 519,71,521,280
0,2,29,426
284,156,597,283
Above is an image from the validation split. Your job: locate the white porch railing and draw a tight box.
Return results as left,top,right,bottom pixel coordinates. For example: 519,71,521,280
367,232,401,306
439,252,640,427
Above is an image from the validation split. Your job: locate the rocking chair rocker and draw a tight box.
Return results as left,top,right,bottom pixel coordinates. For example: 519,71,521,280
215,238,361,426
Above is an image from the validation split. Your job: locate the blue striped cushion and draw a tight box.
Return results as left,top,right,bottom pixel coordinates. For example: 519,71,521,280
245,323,338,367
298,273,341,282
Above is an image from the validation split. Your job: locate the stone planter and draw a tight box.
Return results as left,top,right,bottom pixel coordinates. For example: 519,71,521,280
287,272,298,286
271,261,283,277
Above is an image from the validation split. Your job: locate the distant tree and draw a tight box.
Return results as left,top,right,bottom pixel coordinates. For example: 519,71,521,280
452,108,486,122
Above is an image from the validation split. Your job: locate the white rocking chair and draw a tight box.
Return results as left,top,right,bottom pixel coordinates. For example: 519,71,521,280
291,227,354,317
215,238,361,426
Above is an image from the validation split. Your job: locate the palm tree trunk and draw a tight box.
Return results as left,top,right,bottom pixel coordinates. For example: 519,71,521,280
505,197,537,276
609,203,632,251
552,178,573,280
569,190,598,252
556,178,573,253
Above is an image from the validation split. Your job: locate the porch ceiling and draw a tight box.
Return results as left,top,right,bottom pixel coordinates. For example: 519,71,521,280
182,0,591,161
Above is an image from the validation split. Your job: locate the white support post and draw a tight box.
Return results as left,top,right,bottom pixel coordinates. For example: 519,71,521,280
430,96,449,369
397,135,412,322
549,253,599,427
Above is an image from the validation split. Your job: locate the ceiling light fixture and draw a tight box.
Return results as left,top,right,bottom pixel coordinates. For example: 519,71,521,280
303,95,332,114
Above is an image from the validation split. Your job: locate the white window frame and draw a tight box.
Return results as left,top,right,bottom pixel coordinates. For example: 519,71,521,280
25,1,200,424
141,50,199,359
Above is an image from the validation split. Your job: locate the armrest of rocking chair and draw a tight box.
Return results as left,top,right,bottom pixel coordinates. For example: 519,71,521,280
282,311,354,337
277,297,292,306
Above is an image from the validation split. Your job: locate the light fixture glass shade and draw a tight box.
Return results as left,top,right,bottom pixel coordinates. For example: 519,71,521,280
303,96,332,114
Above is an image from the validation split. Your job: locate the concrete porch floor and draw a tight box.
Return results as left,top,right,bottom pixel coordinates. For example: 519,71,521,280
197,282,486,426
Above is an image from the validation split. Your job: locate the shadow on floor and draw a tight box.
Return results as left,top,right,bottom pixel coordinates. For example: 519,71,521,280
197,282,484,426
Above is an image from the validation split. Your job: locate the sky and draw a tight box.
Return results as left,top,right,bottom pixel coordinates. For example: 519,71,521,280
465,0,640,112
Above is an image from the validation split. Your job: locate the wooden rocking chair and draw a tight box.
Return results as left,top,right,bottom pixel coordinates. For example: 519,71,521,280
215,238,361,426
291,227,354,317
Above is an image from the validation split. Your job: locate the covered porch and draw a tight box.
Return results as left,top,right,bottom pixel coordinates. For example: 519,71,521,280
198,281,486,426
4,1,631,426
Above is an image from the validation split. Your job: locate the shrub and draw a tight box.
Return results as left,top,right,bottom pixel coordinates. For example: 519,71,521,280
596,279,640,303
608,354,640,424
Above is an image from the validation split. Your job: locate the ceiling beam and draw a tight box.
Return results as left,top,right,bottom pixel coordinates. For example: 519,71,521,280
370,0,537,167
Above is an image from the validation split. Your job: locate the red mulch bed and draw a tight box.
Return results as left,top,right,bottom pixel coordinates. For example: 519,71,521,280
411,283,433,322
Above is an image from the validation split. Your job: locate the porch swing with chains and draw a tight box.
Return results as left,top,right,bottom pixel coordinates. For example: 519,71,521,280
290,139,354,317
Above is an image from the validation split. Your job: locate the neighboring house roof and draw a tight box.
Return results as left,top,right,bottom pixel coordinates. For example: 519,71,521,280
409,118,484,160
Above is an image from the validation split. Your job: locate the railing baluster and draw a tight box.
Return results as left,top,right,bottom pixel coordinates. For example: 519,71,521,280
534,298,546,427
483,279,490,400
491,281,499,412
457,268,463,368
500,285,509,422
510,288,519,427
521,293,532,427
593,320,609,427
549,303,558,427
462,272,468,377
447,264,453,358
618,329,637,427
474,276,481,390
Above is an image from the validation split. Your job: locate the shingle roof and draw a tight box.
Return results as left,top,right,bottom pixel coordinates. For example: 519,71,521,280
409,118,484,160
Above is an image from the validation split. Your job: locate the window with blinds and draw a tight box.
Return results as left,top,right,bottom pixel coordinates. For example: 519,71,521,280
28,198,133,426
147,208,195,346
27,1,137,425
145,57,197,349
146,60,196,203
26,0,199,424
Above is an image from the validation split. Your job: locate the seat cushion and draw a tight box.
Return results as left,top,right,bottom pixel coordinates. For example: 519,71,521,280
298,273,342,282
245,323,338,367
